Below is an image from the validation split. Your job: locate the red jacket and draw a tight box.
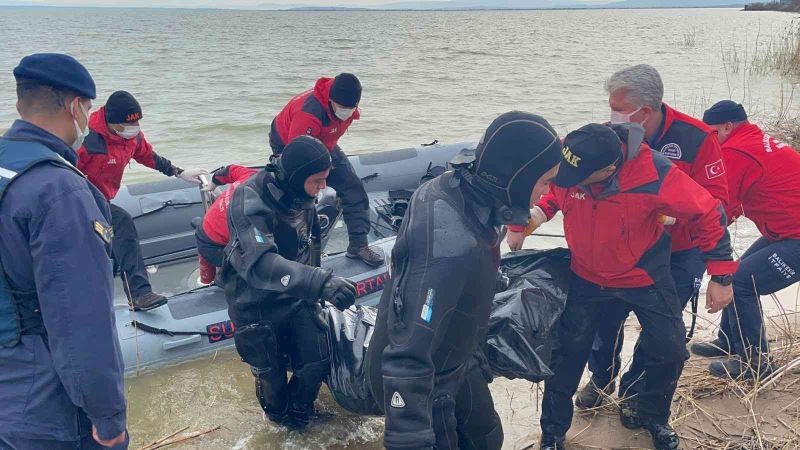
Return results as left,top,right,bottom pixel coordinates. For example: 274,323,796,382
533,139,737,288
721,123,800,241
648,104,729,252
271,77,360,151
202,165,258,246
77,107,179,200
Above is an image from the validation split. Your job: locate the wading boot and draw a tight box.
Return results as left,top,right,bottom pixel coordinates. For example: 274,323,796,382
346,245,384,267
539,435,566,450
130,292,167,311
709,356,774,381
690,338,731,358
644,422,680,450
575,380,616,409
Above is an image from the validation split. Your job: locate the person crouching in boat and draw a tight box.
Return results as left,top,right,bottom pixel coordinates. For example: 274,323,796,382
218,136,357,428
76,91,209,311
194,164,258,283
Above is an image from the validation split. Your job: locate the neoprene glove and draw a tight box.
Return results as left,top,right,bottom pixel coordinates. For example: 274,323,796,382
320,276,357,311
177,168,210,184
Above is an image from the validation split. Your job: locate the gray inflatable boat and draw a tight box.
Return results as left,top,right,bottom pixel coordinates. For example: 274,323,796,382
111,141,472,375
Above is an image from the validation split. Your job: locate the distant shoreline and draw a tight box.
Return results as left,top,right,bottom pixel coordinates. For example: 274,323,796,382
0,4,748,12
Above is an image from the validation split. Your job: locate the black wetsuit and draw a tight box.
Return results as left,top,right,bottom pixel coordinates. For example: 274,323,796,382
218,170,332,425
366,170,504,450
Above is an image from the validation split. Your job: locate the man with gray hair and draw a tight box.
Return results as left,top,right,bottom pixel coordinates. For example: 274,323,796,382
574,64,730,425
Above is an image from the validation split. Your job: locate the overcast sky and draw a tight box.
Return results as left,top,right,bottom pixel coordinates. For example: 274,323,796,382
8,0,610,7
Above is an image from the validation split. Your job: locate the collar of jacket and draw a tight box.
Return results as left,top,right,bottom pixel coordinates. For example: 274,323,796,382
3,119,79,166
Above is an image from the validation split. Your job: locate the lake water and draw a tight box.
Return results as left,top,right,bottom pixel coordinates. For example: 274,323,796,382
0,6,796,449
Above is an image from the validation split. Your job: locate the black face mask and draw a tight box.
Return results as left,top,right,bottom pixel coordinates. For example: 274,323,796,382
454,111,563,226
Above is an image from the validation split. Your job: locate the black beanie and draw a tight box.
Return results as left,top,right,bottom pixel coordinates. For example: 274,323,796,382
703,100,748,125
278,136,332,199
105,91,142,124
470,111,562,224
329,73,362,108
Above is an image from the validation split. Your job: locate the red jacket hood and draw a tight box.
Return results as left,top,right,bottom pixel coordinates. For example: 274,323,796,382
312,77,361,121
88,106,127,144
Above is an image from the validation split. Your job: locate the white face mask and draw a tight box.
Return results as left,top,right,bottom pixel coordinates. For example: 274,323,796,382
71,100,90,150
117,125,140,140
610,106,643,125
333,106,356,121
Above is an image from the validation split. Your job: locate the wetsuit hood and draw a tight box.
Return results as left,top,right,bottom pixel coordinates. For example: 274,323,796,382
452,111,562,226
266,135,331,206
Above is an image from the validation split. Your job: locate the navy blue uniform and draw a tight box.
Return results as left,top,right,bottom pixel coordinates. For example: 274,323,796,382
0,121,127,448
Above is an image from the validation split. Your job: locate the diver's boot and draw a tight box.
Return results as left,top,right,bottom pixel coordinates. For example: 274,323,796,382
644,422,680,450
346,245,384,267
575,379,615,409
255,376,290,425
130,292,167,311
539,435,566,450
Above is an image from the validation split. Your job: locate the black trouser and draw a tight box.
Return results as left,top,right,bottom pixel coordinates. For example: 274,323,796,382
588,248,704,396
540,272,688,439
366,285,502,450
231,299,329,422
195,226,225,268
109,203,151,298
269,129,370,249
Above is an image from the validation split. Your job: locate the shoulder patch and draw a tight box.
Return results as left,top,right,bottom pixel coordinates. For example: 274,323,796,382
93,220,113,244
659,143,682,159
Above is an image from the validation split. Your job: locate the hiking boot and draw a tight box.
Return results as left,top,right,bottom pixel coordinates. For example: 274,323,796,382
619,398,643,430
709,357,774,381
539,435,566,450
644,422,680,450
575,380,616,409
130,292,167,311
346,245,385,267
690,338,731,358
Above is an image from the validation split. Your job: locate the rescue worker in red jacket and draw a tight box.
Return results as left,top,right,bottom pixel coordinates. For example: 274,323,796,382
536,123,736,450
269,73,384,267
77,91,208,311
195,164,258,274
691,101,800,379
510,64,730,410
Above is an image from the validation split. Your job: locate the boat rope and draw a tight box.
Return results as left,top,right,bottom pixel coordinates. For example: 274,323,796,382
131,320,226,337
686,292,699,342
130,200,202,220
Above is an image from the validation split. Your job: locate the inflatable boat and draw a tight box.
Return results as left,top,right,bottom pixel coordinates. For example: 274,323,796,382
111,141,472,375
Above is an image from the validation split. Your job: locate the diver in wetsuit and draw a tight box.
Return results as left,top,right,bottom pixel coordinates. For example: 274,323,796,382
219,136,357,428
366,111,563,450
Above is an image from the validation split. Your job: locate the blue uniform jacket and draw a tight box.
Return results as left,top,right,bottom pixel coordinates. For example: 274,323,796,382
0,120,127,443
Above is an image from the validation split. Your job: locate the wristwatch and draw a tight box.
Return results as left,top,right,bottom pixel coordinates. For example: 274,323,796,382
710,274,734,286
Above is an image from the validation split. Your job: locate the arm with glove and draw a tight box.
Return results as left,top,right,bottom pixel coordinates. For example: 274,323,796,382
506,189,561,251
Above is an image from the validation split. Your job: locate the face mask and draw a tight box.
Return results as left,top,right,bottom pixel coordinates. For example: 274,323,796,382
117,125,140,140
333,106,355,121
71,100,90,150
610,106,643,125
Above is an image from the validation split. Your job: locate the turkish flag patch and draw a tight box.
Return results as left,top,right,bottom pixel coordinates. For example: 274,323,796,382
705,159,725,179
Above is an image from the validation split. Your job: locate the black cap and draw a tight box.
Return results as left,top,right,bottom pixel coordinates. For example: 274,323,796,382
329,73,362,108
468,111,562,224
13,53,96,99
278,136,332,199
553,123,622,188
703,100,747,125
105,91,143,124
